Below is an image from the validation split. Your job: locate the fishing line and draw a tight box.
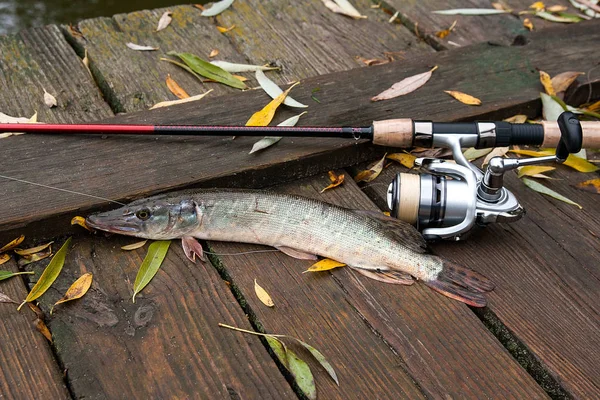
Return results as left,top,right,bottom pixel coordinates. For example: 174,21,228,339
0,174,126,206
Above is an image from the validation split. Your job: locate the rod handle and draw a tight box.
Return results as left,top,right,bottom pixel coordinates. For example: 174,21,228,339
372,119,413,147
543,120,600,148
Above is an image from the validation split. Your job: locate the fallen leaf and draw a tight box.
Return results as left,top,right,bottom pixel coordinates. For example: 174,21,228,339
0,235,25,253
504,114,528,123
43,88,57,108
254,279,274,307
217,24,236,33
539,71,556,96
547,5,568,12
0,292,18,304
389,10,400,23
233,75,248,82
51,273,93,314
387,153,416,168
541,92,565,121
522,177,582,208
193,4,205,10
529,1,546,11
323,0,367,19
511,148,599,172
0,270,34,281
18,237,71,311
35,318,52,343
551,71,584,93
569,0,600,17
156,11,172,31
126,42,159,51
249,112,307,154
14,242,53,256
435,20,457,38
266,335,289,368
255,70,307,108
150,90,213,110
463,147,493,161
444,90,482,105
433,8,509,15
517,165,556,178
201,0,235,16
82,49,92,76
18,247,52,266
167,52,246,89
482,147,509,165
208,49,219,58
211,61,279,73
355,56,391,66
292,338,339,386
0,112,37,138
509,149,555,157
523,18,534,30
132,240,171,302
246,82,299,127
165,74,190,99
320,171,345,193
286,346,317,400
71,216,93,232
575,178,600,194
121,240,148,251
304,258,346,273
371,66,437,101
0,254,10,266
492,2,513,11
354,153,387,183
583,100,600,113
535,11,580,22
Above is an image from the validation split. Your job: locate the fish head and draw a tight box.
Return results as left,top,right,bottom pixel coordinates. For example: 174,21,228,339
86,197,200,240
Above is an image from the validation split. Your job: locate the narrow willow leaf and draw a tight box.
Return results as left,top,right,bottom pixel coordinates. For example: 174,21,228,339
265,335,288,368
150,90,213,110
522,178,582,208
126,42,159,51
290,337,339,385
541,92,565,121
575,178,600,194
166,74,190,99
320,171,345,193
246,82,299,127
14,241,53,256
255,70,307,108
482,147,509,165
201,0,235,16
254,279,274,307
209,49,219,58
210,61,279,73
35,318,53,342
504,114,528,123
161,57,205,82
517,166,556,178
463,147,493,161
0,235,25,253
249,112,308,154
387,152,416,168
18,247,52,266
0,254,10,266
539,71,556,96
509,149,555,157
569,0,600,17
435,20,457,38
535,11,580,22
0,292,18,304
354,153,387,183
0,112,38,138
121,240,147,251
511,148,598,172
217,24,236,33
371,66,437,101
168,52,246,89
51,273,93,313
0,270,34,281
444,90,482,105
551,71,584,93
523,18,534,30
286,347,317,400
323,0,367,19
304,258,346,273
433,8,509,15
43,88,57,108
156,11,172,31
132,240,171,302
71,216,93,232
529,1,545,11
18,237,72,310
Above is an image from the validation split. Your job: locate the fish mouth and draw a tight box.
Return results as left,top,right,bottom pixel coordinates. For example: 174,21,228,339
85,214,142,235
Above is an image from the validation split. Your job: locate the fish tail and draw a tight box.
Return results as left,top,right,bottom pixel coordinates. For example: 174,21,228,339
423,260,494,307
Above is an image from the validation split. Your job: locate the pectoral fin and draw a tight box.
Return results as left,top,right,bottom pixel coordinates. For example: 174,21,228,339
352,267,415,285
276,246,318,260
181,236,205,263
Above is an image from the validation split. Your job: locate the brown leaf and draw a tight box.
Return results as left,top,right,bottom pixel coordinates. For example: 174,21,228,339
355,56,390,66
387,153,416,168
51,273,93,314
193,4,205,10
209,49,220,58
523,18,534,31
166,74,190,99
0,235,25,253
43,88,57,108
35,318,53,343
354,153,387,183
482,147,509,166
121,240,148,251
539,71,556,96
0,291,18,304
371,66,437,101
156,11,173,31
217,25,236,33
444,90,482,105
254,279,274,307
320,171,345,193
19,247,52,266
551,71,584,94
575,178,600,194
435,20,457,38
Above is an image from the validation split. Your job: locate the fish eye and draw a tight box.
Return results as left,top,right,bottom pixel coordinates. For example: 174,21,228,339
135,208,151,221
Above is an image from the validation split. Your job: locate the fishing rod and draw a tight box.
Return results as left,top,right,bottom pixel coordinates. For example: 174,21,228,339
1,112,598,240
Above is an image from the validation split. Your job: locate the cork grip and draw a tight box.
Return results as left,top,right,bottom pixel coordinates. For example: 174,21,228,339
542,121,600,148
372,119,413,147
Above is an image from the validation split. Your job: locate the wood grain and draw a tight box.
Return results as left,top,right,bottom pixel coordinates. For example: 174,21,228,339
206,173,548,398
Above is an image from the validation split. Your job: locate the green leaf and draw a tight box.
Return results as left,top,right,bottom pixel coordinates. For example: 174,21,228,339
132,240,171,302
522,178,582,209
265,335,288,368
0,270,34,281
167,52,246,89
432,8,509,15
535,11,580,22
285,346,317,400
291,338,339,386
18,237,71,310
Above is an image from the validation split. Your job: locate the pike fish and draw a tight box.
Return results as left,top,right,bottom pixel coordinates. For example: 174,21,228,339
86,189,494,307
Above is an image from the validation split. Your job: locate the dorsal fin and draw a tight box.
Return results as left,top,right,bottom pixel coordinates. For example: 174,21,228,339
354,210,428,254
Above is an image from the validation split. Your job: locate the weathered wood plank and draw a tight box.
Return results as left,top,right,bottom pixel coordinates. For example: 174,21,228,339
206,173,548,398
0,260,69,399
0,25,113,122
0,20,599,243
362,161,600,399
29,236,295,399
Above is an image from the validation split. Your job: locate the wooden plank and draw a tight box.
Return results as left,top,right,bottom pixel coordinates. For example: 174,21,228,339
361,161,600,399
205,173,548,398
1,20,599,242
0,25,113,123
0,259,69,399
29,236,295,399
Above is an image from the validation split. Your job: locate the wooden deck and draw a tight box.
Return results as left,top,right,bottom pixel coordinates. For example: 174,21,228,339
0,1,598,399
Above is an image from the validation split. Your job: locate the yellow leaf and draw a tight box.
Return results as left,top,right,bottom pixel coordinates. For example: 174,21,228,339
354,153,387,183
504,114,528,123
539,71,555,96
387,153,416,168
166,74,190,99
254,279,274,307
233,74,248,82
304,259,346,273
121,240,148,251
246,82,299,127
575,178,600,194
51,273,93,314
444,90,481,105
583,100,600,113
517,165,556,178
209,49,220,58
14,241,53,256
435,20,457,38
523,18,534,31
529,1,545,11
0,253,10,265
217,24,236,33
320,171,345,193
546,5,567,12
150,90,213,110
0,235,25,253
71,216,93,232
18,246,52,266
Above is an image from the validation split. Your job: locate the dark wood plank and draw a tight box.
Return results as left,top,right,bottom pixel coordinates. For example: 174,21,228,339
206,173,548,398
29,236,295,399
362,161,600,399
0,259,69,399
1,20,599,243
0,25,113,123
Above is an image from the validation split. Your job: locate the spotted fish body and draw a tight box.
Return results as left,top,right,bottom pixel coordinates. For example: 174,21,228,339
86,189,494,306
